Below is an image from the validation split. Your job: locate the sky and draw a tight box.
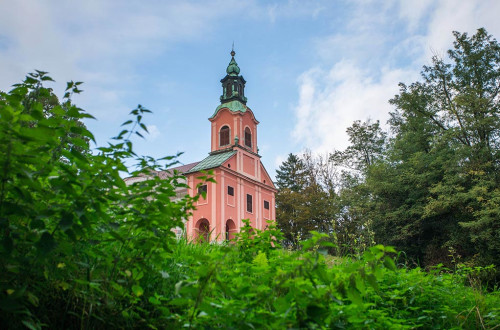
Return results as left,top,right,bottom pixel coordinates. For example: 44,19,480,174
1,0,500,179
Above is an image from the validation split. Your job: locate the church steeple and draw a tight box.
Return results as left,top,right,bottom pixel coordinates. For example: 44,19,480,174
220,49,247,104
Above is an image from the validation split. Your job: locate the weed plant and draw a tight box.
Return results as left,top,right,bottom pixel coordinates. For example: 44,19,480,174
1,73,499,329
165,223,500,329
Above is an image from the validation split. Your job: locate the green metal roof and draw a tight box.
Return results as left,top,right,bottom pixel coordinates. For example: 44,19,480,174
210,100,248,119
186,150,236,174
226,56,240,76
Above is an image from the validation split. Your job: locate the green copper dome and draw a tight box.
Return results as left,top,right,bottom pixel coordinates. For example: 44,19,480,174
210,100,247,119
220,49,247,104
226,50,240,76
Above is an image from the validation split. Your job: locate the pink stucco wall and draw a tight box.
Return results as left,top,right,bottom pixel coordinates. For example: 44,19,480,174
186,105,276,242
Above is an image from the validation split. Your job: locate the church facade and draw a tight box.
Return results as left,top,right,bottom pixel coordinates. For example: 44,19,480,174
184,50,276,241
125,50,276,242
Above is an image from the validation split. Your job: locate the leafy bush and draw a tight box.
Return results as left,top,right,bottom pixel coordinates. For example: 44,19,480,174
165,228,499,328
0,72,198,328
1,73,498,329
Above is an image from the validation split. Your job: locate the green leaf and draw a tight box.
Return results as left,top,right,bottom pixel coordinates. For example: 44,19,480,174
347,287,363,305
132,284,144,297
70,126,84,134
383,256,396,271
25,76,38,84
108,231,125,243
21,320,39,330
365,274,378,291
384,246,397,253
149,296,161,305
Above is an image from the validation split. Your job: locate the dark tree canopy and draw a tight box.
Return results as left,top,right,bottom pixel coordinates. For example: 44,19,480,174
373,28,500,266
275,28,500,268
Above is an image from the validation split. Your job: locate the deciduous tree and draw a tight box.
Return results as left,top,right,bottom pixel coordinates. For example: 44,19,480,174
371,28,500,266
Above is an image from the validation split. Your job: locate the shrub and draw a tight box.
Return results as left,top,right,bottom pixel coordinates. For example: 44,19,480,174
0,72,197,328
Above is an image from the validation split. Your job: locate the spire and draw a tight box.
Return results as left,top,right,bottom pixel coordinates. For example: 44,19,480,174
226,49,240,76
220,47,247,104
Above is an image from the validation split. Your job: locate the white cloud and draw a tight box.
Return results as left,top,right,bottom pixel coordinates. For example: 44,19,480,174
258,0,329,23
0,0,250,114
292,0,500,155
423,0,500,60
293,61,414,153
397,0,435,32
147,125,161,141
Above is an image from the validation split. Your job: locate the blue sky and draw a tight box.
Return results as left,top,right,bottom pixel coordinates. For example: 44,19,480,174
1,0,500,179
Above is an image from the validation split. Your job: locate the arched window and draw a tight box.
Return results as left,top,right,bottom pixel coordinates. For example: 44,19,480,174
196,219,210,242
226,83,232,97
244,127,252,148
220,125,230,146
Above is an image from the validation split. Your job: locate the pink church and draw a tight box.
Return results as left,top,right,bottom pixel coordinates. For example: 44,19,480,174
124,51,276,241
128,50,275,242
182,50,276,241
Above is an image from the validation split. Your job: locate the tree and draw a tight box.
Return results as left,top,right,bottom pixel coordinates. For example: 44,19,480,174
275,153,337,248
328,120,386,255
371,28,500,266
276,153,306,192
330,119,386,173
275,154,308,247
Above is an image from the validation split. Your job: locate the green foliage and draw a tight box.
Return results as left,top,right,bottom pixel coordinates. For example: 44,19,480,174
1,69,499,329
330,120,385,256
275,153,339,250
275,123,381,255
0,72,197,328
275,28,500,270
331,119,386,172
368,28,500,267
276,153,306,192
164,232,499,329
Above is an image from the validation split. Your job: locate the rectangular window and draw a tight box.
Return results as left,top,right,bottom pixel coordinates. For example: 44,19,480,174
198,184,207,196
227,186,234,196
246,194,253,213
264,200,270,210
220,126,230,146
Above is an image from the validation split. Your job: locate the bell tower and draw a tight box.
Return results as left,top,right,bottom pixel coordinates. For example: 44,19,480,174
209,50,259,154
183,48,277,242
220,49,247,105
